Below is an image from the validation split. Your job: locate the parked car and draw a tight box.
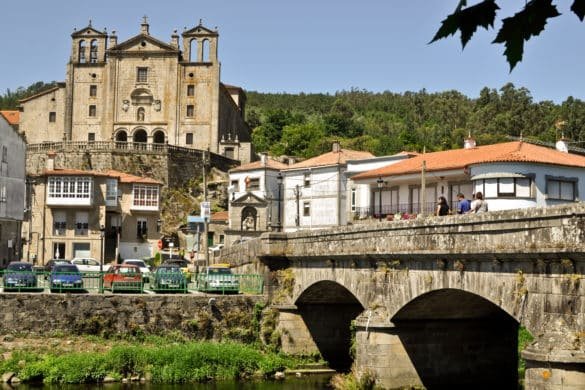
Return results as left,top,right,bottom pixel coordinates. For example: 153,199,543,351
122,259,151,282
49,264,84,293
43,259,71,279
162,259,192,282
71,258,109,275
2,262,38,291
103,264,142,293
196,263,239,294
152,264,188,293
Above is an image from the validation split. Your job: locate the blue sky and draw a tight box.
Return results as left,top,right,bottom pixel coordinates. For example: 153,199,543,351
1,0,584,103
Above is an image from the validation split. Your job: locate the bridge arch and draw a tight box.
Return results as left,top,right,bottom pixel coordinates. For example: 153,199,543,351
294,280,364,370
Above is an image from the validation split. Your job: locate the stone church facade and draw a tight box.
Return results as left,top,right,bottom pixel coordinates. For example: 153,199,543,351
19,18,253,163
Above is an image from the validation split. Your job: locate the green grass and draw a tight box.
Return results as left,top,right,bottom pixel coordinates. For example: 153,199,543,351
0,340,310,384
518,326,534,383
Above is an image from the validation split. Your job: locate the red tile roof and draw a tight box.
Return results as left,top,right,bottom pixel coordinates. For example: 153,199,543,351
231,158,289,172
0,110,19,125
287,149,374,170
353,141,585,180
211,210,229,222
41,168,161,184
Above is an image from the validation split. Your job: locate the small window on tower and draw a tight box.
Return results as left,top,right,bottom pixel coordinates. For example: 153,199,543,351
186,133,193,145
137,67,148,83
186,105,194,117
89,105,96,117
49,112,56,123
187,85,195,96
89,85,97,97
88,133,95,142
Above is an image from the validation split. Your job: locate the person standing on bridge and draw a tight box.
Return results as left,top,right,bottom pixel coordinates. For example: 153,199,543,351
456,193,471,214
435,196,450,216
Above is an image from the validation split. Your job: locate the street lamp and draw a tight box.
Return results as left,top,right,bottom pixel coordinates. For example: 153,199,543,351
276,172,283,231
377,177,384,222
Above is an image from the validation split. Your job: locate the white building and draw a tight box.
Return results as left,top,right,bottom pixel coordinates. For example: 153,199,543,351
281,142,373,232
352,139,585,218
0,115,26,265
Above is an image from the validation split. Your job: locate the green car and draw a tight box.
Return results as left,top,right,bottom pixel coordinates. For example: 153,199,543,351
196,264,239,294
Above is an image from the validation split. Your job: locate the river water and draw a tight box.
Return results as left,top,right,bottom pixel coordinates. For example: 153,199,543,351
11,374,334,390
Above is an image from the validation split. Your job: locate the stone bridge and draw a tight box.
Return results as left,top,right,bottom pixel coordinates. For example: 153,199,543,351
221,204,585,389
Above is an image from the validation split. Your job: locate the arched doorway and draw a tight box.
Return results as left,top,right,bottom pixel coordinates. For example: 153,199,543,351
133,129,148,150
391,289,519,387
115,130,128,149
295,281,364,370
241,206,257,231
153,130,165,144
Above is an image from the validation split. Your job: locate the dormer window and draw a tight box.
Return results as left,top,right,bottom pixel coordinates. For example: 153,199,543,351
137,67,148,83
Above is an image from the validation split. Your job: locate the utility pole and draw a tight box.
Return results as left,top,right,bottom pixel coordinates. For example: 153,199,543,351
203,149,210,269
421,160,426,216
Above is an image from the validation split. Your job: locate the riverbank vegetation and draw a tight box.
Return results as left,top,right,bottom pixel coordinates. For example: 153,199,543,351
0,334,317,384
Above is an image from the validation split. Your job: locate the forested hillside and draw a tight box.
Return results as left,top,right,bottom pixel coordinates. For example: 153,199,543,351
3,82,585,158
246,84,585,158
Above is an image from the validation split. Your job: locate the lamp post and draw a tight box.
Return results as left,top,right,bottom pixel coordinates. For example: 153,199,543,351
377,177,384,222
276,172,283,231
99,225,105,293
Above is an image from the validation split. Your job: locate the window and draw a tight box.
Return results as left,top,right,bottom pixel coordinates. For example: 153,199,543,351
88,133,95,142
303,201,311,217
224,147,234,159
2,146,7,163
137,67,148,83
186,133,193,145
351,188,356,212
89,40,98,63
230,180,239,190
89,85,97,97
78,40,86,63
75,212,89,236
248,178,260,191
106,179,118,202
187,85,195,96
475,177,533,198
0,185,6,203
304,173,311,188
53,211,67,235
133,185,159,208
89,105,96,117
547,177,577,201
137,218,148,238
49,112,56,122
186,105,194,117
48,177,91,199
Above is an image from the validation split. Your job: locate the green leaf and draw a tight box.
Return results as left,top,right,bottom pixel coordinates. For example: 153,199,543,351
571,0,585,21
493,0,561,71
430,0,499,48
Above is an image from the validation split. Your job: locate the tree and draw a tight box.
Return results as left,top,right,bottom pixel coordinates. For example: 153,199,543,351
431,0,585,70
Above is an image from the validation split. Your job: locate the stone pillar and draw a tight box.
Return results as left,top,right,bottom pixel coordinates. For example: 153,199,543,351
274,305,320,356
522,332,585,389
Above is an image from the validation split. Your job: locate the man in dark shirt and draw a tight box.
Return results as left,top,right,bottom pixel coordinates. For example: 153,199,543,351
457,193,471,214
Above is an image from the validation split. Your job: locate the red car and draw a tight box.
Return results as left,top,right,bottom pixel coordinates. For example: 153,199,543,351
103,264,143,293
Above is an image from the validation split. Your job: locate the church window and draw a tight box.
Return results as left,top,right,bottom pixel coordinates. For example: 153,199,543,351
186,105,194,117
89,85,97,97
137,67,148,83
186,133,193,145
89,105,96,117
187,85,195,96
189,38,197,62
49,112,56,122
202,39,210,62
137,107,145,122
89,40,98,63
78,40,86,63
88,133,95,142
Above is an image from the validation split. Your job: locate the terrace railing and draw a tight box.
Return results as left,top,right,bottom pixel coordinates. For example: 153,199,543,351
353,202,437,220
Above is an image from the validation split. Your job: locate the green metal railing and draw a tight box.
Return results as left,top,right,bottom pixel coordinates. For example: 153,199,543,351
0,270,264,295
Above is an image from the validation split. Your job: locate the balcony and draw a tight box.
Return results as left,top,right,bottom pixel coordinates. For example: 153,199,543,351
47,195,93,207
353,202,436,221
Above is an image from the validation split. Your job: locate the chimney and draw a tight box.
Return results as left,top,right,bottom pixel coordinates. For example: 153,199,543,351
464,135,476,149
332,141,341,153
555,137,569,153
260,152,268,166
109,31,118,47
46,151,56,171
171,30,179,48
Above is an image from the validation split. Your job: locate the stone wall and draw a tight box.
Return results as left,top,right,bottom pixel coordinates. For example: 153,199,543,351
0,294,265,340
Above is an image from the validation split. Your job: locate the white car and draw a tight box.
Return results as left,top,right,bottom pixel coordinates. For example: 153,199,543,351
122,259,152,282
71,258,110,274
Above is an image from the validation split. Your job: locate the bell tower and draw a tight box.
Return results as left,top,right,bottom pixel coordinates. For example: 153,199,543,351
181,20,218,63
